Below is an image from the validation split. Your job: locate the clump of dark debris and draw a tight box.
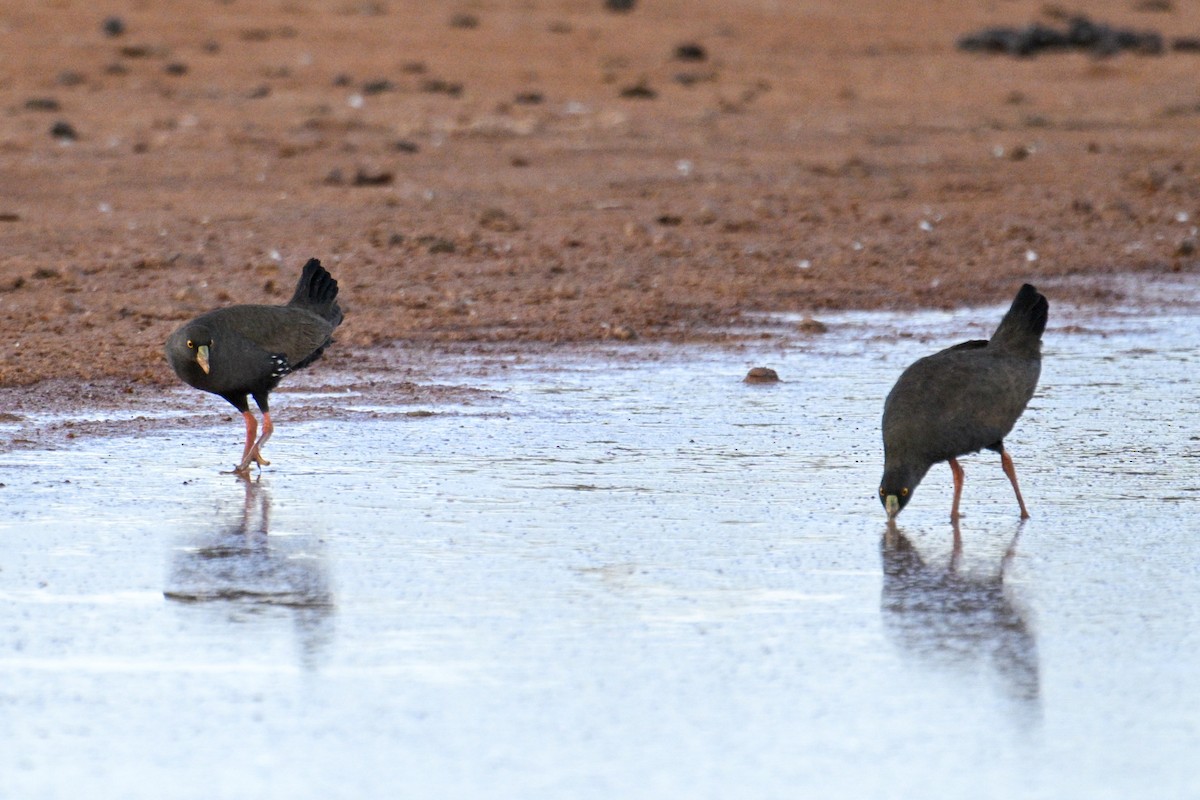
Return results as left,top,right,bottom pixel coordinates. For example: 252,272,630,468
957,14,1200,57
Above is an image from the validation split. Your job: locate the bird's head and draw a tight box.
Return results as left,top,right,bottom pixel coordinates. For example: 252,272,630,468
166,324,214,376
878,465,920,518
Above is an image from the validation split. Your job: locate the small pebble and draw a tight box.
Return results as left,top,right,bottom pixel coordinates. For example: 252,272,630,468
479,207,521,232
102,16,126,37
352,168,394,186
421,78,463,97
50,121,78,140
619,81,656,99
24,97,61,112
57,71,86,87
797,317,828,334
449,13,479,29
362,79,394,94
609,324,638,341
604,0,636,11
744,367,780,384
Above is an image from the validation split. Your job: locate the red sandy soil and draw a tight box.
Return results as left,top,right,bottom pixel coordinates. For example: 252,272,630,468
1,0,1198,396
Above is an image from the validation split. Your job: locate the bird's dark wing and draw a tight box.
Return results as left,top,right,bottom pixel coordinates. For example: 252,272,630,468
205,305,335,365
883,347,1037,462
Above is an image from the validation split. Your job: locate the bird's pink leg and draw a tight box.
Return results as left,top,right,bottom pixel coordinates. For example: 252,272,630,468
229,411,258,474
248,411,273,468
1000,449,1031,519
949,457,965,522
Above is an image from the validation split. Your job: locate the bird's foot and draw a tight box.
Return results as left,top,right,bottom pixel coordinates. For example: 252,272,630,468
225,452,270,475
225,454,268,475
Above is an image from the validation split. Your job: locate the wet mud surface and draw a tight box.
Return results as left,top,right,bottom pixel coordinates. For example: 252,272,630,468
2,0,1200,390
2,290,1198,798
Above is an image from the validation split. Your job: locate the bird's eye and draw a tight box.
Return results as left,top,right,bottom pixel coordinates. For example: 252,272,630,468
879,488,885,496
900,488,909,497
186,339,194,349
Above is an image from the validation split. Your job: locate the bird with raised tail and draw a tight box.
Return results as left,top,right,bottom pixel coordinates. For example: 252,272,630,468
879,284,1048,521
165,258,344,474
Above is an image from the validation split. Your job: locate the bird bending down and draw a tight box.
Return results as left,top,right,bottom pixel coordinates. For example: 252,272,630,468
165,258,344,474
879,283,1048,521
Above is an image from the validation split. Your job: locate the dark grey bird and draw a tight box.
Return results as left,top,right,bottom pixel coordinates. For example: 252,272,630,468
165,258,343,474
879,284,1048,520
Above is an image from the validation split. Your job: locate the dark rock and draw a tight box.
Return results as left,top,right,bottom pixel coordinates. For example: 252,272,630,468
392,139,420,153
604,0,636,11
352,168,394,186
421,237,456,254
1172,37,1200,52
102,16,126,37
118,44,153,58
164,62,188,76
674,43,707,61
50,121,78,141
24,97,61,112
362,79,394,94
619,81,656,99
959,15,1168,58
514,91,544,105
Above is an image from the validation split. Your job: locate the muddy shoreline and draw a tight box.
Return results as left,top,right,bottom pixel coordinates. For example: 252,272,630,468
2,0,1199,401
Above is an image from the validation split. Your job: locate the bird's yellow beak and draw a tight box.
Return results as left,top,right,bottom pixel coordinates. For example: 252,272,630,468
885,494,900,518
196,344,210,374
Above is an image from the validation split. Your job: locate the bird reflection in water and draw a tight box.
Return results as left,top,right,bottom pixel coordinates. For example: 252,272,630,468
164,477,335,669
881,524,1040,721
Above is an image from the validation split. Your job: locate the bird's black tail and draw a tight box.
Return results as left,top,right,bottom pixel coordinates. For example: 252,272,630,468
288,258,344,327
989,283,1047,353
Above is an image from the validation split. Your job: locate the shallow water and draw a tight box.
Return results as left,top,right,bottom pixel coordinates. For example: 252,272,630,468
2,298,1199,799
